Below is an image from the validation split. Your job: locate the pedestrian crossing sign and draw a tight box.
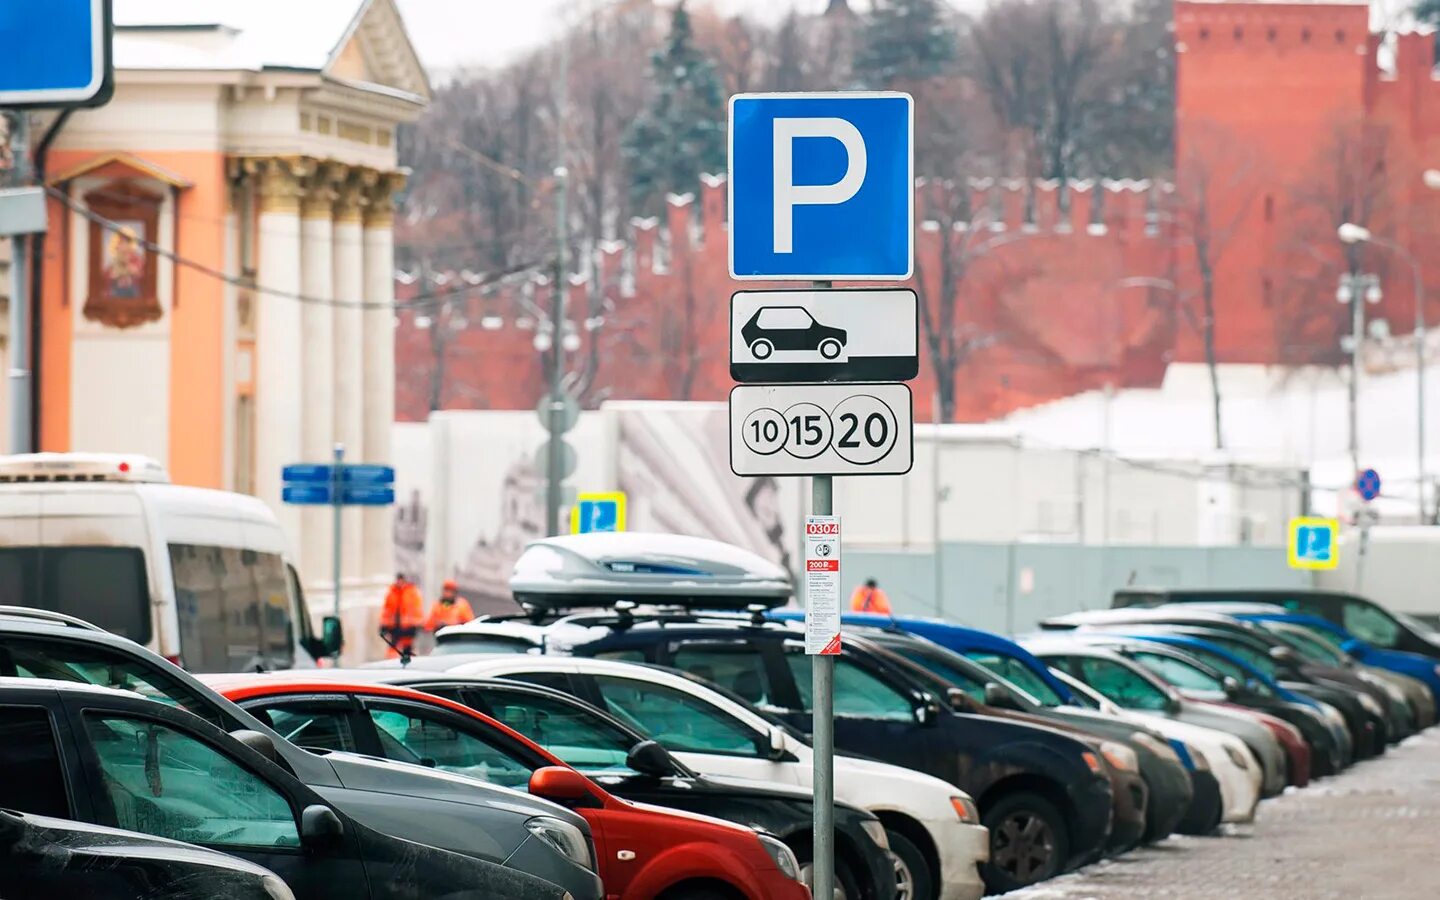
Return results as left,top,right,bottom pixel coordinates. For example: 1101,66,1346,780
571,492,627,535
1287,517,1340,570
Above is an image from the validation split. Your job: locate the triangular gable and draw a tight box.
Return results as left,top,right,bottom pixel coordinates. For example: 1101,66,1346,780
47,152,193,189
324,0,431,103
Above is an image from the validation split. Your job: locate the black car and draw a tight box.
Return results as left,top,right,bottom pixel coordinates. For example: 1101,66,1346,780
480,610,1118,893
1114,588,1440,661
861,628,1200,842
741,306,848,360
0,807,293,900
0,679,567,900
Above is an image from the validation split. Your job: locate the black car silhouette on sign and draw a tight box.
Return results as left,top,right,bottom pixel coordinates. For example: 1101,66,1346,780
743,306,847,361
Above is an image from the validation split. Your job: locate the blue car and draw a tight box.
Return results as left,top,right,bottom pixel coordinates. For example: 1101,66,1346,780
1238,612,1440,704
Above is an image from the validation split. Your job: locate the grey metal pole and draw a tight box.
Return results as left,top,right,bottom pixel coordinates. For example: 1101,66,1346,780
811,471,835,900
545,28,570,538
332,444,344,624
810,276,836,900
1346,274,1363,478
8,114,31,454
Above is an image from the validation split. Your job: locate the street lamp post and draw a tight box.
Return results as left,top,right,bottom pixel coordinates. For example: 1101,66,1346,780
1338,223,1427,522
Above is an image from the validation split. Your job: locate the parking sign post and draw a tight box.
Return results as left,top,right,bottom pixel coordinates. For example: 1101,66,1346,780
727,93,914,899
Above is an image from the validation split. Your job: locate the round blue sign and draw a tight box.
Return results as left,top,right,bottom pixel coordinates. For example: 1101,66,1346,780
1355,468,1382,502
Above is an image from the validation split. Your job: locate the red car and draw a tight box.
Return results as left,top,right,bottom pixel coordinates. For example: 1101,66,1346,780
208,674,810,900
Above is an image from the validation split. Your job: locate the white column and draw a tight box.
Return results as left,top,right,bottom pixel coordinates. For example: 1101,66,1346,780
361,172,403,581
332,170,370,581
253,158,308,547
299,163,339,583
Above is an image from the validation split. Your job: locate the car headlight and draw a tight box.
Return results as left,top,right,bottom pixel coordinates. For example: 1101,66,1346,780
262,875,297,900
1189,747,1211,772
526,816,595,871
1099,741,1139,773
758,833,802,881
1320,703,1348,731
1130,731,1179,764
1357,693,1384,718
859,818,890,850
1223,742,1251,770
949,795,981,824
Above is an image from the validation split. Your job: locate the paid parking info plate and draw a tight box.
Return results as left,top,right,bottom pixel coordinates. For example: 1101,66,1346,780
729,383,914,477
730,289,919,384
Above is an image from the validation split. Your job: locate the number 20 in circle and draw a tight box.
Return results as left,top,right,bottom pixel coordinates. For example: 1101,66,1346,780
832,394,898,465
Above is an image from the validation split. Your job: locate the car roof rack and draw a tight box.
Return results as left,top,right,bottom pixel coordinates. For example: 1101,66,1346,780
0,606,104,632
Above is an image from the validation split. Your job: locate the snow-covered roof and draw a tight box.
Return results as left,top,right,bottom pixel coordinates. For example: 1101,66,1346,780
113,0,365,72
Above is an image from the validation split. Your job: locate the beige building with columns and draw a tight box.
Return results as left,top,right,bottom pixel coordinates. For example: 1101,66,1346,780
31,0,429,633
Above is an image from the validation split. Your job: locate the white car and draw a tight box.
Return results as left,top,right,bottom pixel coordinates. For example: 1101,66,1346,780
1048,667,1262,823
414,653,990,900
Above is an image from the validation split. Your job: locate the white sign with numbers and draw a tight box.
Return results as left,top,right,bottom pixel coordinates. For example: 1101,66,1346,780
729,383,914,476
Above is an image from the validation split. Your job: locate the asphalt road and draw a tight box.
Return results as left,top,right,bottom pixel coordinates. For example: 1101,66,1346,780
1008,727,1440,899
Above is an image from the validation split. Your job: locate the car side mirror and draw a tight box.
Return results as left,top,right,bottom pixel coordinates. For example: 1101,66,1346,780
231,729,280,764
1269,645,1299,665
1221,676,1242,699
625,740,674,778
946,687,972,711
1167,694,1182,715
766,726,789,761
300,804,345,847
321,616,344,657
982,682,1018,710
529,766,595,804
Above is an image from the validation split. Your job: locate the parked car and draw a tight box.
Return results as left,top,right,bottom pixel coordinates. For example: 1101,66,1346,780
0,807,295,900
359,656,990,900
853,626,1228,836
0,606,604,900
1028,633,1347,778
1044,609,1402,752
1112,587,1440,662
0,678,568,900
207,674,816,900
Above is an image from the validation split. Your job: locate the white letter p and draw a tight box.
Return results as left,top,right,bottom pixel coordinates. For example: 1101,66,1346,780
772,117,867,254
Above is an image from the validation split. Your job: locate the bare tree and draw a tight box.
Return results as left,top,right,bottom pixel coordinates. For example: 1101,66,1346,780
1166,121,1262,450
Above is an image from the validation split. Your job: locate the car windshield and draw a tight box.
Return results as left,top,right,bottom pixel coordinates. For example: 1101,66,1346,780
1266,625,1347,665
887,641,1044,708
961,650,1067,706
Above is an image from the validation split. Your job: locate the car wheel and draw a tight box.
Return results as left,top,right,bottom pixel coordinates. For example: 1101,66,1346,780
980,791,1069,893
797,853,863,900
886,829,935,900
750,339,774,360
819,338,842,360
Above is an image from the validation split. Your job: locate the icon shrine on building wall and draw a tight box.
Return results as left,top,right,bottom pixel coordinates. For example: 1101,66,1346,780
84,180,164,329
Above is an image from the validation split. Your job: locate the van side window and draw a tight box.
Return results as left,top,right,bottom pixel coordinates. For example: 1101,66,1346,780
1342,602,1401,649
0,547,150,643
170,545,294,672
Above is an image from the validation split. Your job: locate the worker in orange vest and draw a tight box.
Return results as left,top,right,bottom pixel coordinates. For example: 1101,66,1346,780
849,578,892,615
380,573,424,659
425,579,476,633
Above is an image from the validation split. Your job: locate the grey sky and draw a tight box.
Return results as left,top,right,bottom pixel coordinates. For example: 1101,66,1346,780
394,0,989,74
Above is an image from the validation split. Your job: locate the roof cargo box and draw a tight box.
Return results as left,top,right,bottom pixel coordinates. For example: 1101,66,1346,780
508,532,792,611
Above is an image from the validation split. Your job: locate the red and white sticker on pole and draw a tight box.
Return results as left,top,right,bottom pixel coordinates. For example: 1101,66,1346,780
804,515,842,655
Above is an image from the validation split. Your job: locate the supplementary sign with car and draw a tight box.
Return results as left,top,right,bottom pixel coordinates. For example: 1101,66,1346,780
730,288,919,383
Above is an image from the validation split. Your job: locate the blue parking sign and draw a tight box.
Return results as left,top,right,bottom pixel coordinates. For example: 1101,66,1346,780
1288,517,1340,571
0,0,113,109
729,92,913,281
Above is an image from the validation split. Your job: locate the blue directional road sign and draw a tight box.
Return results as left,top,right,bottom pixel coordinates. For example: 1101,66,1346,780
729,92,913,281
283,463,394,506
0,0,114,109
1355,468,1382,502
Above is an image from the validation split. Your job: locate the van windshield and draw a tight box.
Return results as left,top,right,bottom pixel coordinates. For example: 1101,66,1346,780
0,547,150,643
169,544,294,672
